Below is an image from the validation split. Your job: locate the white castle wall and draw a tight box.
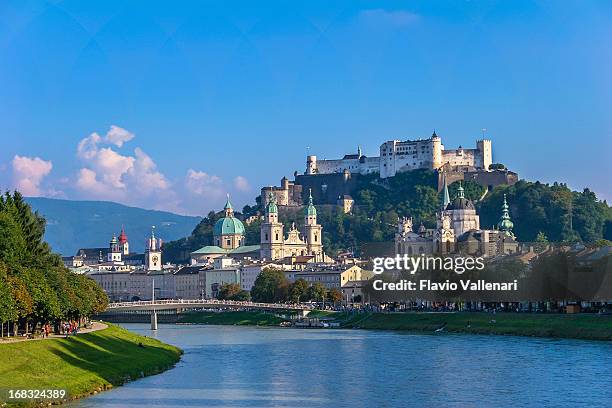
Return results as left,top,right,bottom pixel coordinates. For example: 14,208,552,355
306,136,492,178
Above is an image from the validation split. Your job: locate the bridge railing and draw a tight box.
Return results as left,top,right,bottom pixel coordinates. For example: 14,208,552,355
106,299,313,311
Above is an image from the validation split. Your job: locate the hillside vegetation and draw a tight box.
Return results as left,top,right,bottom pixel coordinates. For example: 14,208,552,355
164,170,611,261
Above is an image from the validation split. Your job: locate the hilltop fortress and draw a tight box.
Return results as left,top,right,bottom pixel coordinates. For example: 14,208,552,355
306,132,491,178
263,132,518,207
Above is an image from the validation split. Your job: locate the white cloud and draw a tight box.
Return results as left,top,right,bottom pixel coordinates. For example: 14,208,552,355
185,169,224,197
233,175,251,192
76,168,108,196
74,126,176,211
11,155,53,196
131,148,170,194
105,125,134,147
359,9,420,27
77,132,102,160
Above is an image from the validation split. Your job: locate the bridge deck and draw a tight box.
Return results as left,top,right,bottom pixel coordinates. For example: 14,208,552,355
106,299,312,312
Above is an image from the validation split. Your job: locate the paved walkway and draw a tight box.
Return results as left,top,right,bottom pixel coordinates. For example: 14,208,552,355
0,321,108,343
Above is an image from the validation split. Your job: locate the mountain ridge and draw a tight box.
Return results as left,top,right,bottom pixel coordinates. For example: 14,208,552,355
26,197,201,256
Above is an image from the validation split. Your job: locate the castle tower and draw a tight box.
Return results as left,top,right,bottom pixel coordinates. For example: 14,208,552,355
145,226,162,271
260,192,285,260
108,234,122,262
118,226,129,255
306,155,317,175
498,194,515,238
303,189,323,261
431,131,443,169
476,139,492,170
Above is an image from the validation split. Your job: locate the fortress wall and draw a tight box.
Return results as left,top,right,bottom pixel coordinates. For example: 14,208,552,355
294,173,360,205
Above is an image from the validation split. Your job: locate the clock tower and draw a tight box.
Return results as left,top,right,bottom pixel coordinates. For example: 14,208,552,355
145,226,162,271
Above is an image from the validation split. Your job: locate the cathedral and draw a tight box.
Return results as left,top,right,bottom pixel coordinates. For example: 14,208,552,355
260,190,324,261
396,177,518,257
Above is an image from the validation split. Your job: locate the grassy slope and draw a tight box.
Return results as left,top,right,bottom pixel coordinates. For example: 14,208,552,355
0,324,182,406
178,311,288,326
341,312,612,340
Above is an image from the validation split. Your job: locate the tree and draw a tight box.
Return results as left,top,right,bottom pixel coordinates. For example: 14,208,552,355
217,283,242,300
307,283,327,302
250,269,289,303
327,288,343,304
489,163,506,170
232,290,251,301
289,278,308,303
0,191,108,335
534,231,549,252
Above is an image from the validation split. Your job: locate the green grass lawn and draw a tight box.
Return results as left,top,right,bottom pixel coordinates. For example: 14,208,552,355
177,311,288,326
0,323,182,407
340,312,612,340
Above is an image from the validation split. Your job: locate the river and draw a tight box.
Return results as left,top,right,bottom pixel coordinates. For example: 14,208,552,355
72,323,612,407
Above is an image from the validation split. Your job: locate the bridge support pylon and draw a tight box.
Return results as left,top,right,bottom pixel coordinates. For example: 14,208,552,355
151,310,158,330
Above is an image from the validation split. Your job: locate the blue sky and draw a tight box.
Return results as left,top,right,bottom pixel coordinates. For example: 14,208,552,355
1,0,610,215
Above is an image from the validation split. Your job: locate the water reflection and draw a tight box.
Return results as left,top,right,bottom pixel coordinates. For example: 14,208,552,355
72,324,612,408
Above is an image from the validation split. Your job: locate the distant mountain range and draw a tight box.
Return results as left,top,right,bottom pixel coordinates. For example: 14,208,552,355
26,197,201,256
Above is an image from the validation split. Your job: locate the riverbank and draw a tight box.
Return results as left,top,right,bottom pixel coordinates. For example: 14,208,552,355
174,310,612,341
341,312,612,340
177,311,287,326
0,323,182,407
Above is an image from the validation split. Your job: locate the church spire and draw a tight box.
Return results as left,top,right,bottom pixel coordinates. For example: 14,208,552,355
224,194,234,217
305,188,317,225
498,194,515,237
442,173,450,209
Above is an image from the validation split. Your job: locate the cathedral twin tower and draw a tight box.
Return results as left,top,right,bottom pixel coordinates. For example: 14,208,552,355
260,190,324,262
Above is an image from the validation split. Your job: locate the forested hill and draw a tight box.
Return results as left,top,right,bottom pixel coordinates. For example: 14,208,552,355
163,170,612,262
26,197,201,256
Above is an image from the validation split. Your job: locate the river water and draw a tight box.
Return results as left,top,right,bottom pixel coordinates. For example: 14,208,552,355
72,323,612,407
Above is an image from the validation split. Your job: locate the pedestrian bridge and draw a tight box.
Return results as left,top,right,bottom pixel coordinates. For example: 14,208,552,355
107,299,313,313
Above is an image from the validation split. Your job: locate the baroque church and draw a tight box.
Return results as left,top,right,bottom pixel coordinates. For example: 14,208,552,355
190,192,326,264
396,177,518,257
260,190,324,261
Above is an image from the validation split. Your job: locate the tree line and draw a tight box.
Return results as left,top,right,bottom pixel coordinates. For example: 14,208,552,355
0,192,108,336
249,268,343,304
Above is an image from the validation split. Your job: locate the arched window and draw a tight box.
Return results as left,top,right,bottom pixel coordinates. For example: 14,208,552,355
265,233,268,241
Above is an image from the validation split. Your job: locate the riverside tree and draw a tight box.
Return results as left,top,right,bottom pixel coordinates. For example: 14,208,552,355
251,268,289,303
0,191,108,336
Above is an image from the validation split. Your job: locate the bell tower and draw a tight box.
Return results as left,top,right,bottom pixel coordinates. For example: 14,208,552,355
260,193,284,260
108,234,122,262
145,226,162,271
303,189,323,261
118,226,129,255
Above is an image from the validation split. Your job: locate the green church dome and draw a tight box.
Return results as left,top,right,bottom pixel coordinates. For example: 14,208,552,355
214,216,245,236
213,195,245,236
